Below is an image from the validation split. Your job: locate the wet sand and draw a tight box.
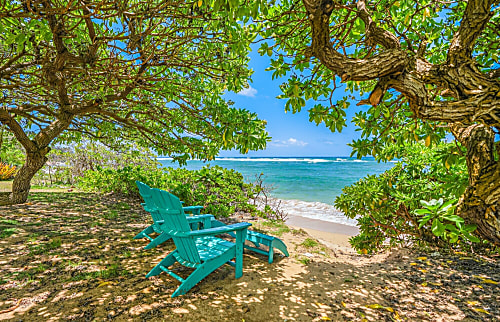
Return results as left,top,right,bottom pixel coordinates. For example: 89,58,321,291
286,214,358,245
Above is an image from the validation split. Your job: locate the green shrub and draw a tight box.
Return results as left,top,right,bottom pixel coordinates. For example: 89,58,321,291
335,142,470,253
79,165,260,218
0,228,17,238
166,166,260,217
34,141,159,186
415,198,479,244
301,238,319,248
79,166,168,196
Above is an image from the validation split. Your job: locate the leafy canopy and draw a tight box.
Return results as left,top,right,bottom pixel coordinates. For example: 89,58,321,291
257,0,500,249
260,0,499,162
0,0,272,162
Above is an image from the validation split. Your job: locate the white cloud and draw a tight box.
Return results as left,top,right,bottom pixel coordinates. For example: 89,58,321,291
270,138,308,147
237,86,258,97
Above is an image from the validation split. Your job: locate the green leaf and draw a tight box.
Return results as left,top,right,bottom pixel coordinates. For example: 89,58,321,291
462,231,480,243
449,233,459,243
414,209,431,215
441,214,463,223
432,219,445,236
463,224,477,232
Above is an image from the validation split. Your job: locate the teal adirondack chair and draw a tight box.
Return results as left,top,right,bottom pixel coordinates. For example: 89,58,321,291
145,188,251,297
134,181,213,249
135,181,289,263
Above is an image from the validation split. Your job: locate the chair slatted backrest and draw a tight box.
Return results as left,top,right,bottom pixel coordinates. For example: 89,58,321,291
136,181,163,224
150,188,201,264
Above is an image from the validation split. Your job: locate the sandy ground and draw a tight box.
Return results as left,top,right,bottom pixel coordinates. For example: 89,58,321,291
286,214,358,249
0,192,499,321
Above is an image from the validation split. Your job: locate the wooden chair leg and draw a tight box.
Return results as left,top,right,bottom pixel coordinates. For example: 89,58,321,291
134,225,155,239
235,229,247,279
268,246,274,264
172,251,235,298
144,231,172,250
146,252,177,278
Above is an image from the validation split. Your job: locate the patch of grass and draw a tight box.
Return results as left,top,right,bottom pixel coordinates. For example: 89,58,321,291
71,263,131,281
33,264,49,274
0,219,19,225
114,202,131,210
0,278,7,285
16,270,35,281
259,220,290,237
48,237,62,249
0,228,17,238
103,210,119,220
29,237,62,255
62,259,84,268
301,238,319,248
273,227,290,237
298,257,311,265
28,233,39,242
260,220,287,229
291,228,307,235
89,220,103,227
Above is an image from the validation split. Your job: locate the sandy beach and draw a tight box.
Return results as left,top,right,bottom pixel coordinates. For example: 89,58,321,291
1,193,499,321
286,214,358,248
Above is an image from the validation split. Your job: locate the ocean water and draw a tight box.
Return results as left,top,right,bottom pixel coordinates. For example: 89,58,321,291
159,157,393,226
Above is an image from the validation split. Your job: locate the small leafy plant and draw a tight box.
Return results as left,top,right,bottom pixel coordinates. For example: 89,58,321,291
301,238,319,248
415,198,479,243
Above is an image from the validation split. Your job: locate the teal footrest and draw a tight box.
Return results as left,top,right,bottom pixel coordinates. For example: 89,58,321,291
211,220,289,264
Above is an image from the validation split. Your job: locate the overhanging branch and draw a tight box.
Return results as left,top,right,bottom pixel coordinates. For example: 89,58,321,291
448,0,497,64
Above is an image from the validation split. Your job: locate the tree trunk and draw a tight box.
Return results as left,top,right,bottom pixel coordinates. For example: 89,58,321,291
452,124,500,246
458,162,500,245
9,149,49,204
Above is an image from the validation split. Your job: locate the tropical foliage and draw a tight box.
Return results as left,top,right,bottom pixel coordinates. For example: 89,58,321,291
33,142,159,186
335,142,472,252
0,126,24,166
415,198,479,245
0,0,270,203
262,0,500,245
79,165,261,218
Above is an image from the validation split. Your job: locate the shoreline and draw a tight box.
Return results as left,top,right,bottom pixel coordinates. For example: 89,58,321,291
285,213,359,236
285,213,359,249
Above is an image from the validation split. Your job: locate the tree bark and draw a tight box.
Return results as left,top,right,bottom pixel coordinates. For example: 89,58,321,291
458,162,500,245
451,124,500,245
9,148,49,204
302,0,500,245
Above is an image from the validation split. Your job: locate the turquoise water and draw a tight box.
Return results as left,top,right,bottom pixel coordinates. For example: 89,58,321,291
159,157,393,225
159,157,393,205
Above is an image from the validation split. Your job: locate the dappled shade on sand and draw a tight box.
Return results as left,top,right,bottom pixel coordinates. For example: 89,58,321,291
0,192,498,321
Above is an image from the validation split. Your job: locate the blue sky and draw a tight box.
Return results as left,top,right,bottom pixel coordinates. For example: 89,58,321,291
219,44,363,158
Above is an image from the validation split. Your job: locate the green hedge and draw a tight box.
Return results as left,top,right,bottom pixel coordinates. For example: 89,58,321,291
79,165,259,218
335,142,470,253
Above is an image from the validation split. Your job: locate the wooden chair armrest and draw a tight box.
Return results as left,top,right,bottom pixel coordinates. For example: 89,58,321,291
164,222,251,238
185,214,214,223
188,222,251,237
182,206,204,211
